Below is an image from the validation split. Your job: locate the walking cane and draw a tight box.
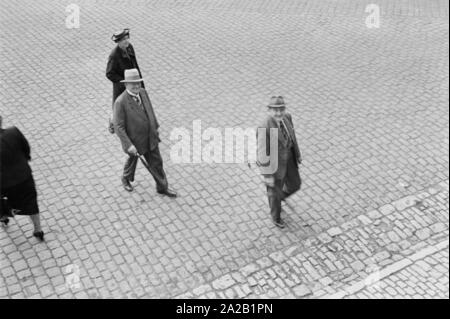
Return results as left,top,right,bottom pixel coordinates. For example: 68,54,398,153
136,153,152,172
136,152,167,187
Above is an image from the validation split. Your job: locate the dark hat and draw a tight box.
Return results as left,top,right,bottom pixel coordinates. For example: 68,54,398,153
267,96,286,108
111,28,130,42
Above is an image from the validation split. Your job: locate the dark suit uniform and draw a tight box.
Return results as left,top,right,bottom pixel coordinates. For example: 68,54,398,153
257,113,302,223
0,126,39,217
106,44,144,107
113,88,168,192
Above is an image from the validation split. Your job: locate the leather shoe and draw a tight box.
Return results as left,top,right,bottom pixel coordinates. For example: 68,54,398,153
157,188,177,198
121,177,133,192
0,217,9,226
33,231,44,241
272,219,286,228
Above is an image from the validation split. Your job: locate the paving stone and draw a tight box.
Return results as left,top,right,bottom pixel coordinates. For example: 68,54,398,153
212,274,235,290
374,251,391,263
430,222,447,234
293,284,312,298
367,210,382,220
415,228,432,240
393,196,418,211
357,216,372,226
319,276,333,287
384,232,400,247
240,263,259,277
318,233,333,244
351,261,366,272
230,272,246,284
192,284,212,296
255,256,273,268
327,227,343,237
379,205,396,216
269,252,286,264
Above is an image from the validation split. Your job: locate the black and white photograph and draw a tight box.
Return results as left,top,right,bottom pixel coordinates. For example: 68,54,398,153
0,0,448,304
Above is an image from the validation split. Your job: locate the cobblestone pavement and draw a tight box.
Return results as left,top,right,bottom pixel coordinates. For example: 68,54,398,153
347,247,449,299
175,181,449,299
0,0,448,298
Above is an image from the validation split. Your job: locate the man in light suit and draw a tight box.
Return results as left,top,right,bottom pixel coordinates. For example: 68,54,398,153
113,69,177,197
257,96,302,228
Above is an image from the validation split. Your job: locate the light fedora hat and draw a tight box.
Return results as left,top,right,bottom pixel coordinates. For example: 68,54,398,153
267,96,286,108
120,69,144,83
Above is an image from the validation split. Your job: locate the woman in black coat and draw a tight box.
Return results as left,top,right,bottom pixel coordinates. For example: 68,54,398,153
106,29,145,133
0,116,44,241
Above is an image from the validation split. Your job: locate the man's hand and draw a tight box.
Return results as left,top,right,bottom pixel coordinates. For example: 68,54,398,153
127,145,138,155
264,176,275,188
157,130,161,142
108,118,115,134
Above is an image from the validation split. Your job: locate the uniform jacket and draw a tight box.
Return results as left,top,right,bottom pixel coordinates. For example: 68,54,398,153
113,88,160,155
0,126,32,190
106,44,144,105
257,113,301,179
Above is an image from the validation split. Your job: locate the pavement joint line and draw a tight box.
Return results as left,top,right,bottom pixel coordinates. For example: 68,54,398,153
323,239,449,299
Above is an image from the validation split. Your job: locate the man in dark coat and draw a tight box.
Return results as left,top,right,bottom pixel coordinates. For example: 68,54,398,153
257,96,302,228
0,116,44,240
113,69,177,197
106,28,144,133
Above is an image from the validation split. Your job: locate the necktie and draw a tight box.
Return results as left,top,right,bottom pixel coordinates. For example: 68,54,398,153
133,95,145,113
133,94,148,119
133,95,141,105
280,120,291,146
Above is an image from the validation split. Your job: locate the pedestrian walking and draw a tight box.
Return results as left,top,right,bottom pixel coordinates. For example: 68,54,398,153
113,69,177,198
106,28,145,133
0,116,44,241
257,96,302,228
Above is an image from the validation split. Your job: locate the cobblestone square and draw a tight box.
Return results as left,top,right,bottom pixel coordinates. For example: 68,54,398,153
0,0,448,299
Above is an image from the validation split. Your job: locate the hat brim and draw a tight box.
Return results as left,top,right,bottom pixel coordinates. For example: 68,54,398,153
267,104,286,108
120,78,144,83
112,31,130,42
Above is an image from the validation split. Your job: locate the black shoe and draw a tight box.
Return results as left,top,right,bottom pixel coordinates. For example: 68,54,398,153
0,218,9,226
121,177,133,192
157,188,177,198
272,219,286,228
33,231,44,241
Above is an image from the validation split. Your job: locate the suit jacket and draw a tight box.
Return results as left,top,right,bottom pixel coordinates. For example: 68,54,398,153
106,44,144,106
113,88,160,155
0,126,32,190
257,113,301,179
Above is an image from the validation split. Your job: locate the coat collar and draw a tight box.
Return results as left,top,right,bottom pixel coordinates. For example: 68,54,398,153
125,90,149,116
118,44,135,58
266,114,296,145
267,115,288,127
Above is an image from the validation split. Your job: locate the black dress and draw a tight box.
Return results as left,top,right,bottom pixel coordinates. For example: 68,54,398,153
0,127,39,217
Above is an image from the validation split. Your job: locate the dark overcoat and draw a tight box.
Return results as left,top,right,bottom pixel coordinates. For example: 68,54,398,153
106,44,144,106
0,126,32,190
257,113,301,180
